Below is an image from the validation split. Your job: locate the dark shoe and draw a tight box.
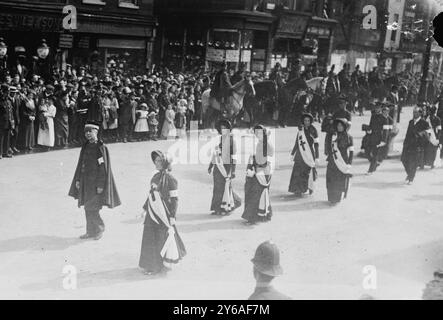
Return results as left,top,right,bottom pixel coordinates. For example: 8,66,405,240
79,233,92,239
5,153,12,158
12,147,20,153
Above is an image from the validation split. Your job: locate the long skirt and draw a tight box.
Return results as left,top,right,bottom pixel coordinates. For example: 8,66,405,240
326,161,347,203
37,118,55,147
161,120,176,139
210,165,241,213
18,122,35,149
288,152,312,194
139,215,168,273
424,142,438,167
242,176,272,223
139,215,186,272
54,115,69,146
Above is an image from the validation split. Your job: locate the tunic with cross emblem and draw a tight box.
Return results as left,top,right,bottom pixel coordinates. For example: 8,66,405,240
288,125,319,195
325,131,353,203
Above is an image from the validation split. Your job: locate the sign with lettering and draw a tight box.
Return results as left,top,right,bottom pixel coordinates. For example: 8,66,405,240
277,15,309,38
241,50,251,63
206,47,224,62
225,49,239,62
59,34,74,48
0,13,62,32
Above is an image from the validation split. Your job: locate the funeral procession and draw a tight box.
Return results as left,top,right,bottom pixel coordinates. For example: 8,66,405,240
3,0,443,301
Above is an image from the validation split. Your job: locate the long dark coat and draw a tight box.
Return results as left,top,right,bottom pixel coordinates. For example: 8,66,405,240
68,141,121,209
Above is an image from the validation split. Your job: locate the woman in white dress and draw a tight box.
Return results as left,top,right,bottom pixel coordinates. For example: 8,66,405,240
161,104,176,139
134,103,150,141
102,91,119,141
37,97,57,149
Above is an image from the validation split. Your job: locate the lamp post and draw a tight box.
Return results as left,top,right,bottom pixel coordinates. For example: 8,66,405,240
418,0,434,103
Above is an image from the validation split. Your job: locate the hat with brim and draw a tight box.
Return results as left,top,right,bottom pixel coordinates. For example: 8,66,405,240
251,241,283,277
334,118,348,129
84,120,100,131
302,113,314,123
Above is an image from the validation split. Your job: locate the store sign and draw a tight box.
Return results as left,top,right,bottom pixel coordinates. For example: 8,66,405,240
77,37,90,49
59,34,74,49
0,13,62,31
225,50,239,62
241,50,251,63
277,15,309,38
206,48,224,62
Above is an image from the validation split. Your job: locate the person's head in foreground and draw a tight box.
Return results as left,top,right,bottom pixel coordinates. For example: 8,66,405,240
249,241,291,300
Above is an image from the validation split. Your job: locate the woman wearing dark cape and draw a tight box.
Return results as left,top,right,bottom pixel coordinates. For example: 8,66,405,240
325,118,354,205
242,125,274,225
288,113,319,197
208,119,241,215
139,150,186,275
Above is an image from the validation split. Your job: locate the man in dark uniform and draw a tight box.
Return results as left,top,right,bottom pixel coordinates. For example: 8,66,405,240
365,103,392,175
333,96,352,127
0,84,15,159
401,106,430,185
211,61,234,113
288,58,301,82
248,241,291,300
8,86,21,155
269,62,285,88
230,63,245,85
68,121,121,240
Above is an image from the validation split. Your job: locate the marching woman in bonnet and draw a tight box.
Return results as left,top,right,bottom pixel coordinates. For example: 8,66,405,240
325,118,354,205
288,113,319,197
242,125,274,225
208,119,241,216
139,150,186,275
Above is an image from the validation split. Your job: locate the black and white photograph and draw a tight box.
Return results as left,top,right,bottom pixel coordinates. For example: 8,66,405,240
1,0,443,303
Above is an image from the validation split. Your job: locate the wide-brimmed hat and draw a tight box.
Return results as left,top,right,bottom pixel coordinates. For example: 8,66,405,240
251,241,283,277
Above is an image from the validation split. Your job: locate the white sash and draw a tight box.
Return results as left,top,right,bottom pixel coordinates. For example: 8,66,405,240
255,170,271,217
146,190,179,263
213,152,235,212
297,128,315,168
427,119,439,146
331,134,352,175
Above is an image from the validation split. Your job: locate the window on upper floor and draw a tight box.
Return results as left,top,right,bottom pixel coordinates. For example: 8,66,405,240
82,0,106,6
119,0,139,9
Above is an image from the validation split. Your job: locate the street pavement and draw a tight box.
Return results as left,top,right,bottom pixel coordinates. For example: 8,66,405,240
0,106,442,300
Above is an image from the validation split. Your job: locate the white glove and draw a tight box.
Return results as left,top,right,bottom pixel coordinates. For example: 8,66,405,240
315,159,320,166
377,142,386,148
169,217,176,226
290,154,294,162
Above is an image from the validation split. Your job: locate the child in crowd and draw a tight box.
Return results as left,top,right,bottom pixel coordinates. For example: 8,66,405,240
148,111,159,141
134,103,149,141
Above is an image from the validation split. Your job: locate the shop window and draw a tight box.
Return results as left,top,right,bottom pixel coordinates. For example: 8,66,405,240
119,0,139,9
82,0,106,5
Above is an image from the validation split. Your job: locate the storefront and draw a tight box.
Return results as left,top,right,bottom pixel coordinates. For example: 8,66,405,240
272,12,309,70
271,12,336,73
0,2,156,77
156,10,274,73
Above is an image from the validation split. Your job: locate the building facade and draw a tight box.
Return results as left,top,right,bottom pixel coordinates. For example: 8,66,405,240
154,0,338,73
0,0,156,76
